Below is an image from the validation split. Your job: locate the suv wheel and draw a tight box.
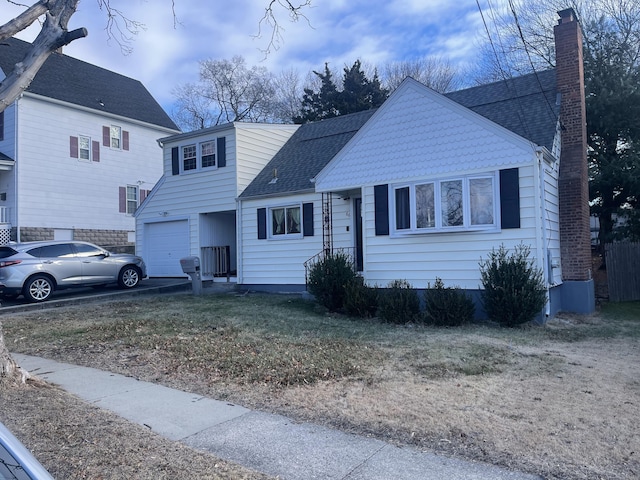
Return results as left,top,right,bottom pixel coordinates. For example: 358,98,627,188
118,266,140,289
23,275,54,302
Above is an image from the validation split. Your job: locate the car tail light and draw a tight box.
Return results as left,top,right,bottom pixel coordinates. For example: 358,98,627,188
0,260,21,267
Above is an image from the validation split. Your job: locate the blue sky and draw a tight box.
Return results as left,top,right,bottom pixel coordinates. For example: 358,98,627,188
1,0,499,115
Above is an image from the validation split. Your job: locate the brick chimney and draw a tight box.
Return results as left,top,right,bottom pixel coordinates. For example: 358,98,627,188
555,8,595,312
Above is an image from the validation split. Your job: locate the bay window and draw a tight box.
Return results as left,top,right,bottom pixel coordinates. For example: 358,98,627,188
392,174,497,234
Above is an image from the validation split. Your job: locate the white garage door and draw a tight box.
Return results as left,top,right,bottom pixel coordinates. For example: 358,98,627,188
145,221,190,277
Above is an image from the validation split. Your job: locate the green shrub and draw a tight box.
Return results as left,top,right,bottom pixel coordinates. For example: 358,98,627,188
343,276,378,318
307,251,358,311
378,279,421,324
479,244,547,327
423,277,475,326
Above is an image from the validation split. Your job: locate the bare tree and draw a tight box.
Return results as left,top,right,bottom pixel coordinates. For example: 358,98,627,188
381,56,465,93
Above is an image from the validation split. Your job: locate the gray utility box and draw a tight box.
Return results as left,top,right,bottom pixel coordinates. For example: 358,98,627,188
180,256,202,295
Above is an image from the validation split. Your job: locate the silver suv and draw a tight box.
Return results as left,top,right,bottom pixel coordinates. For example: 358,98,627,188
0,241,146,302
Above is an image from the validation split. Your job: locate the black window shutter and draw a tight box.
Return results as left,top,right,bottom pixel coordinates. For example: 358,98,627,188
171,147,180,175
102,126,110,147
374,184,389,236
303,202,314,236
217,136,226,167
500,168,520,229
257,208,267,239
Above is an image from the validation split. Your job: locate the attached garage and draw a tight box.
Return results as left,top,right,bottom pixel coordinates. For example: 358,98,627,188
144,220,190,277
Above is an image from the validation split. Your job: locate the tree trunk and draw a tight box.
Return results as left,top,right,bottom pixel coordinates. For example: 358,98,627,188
0,320,29,384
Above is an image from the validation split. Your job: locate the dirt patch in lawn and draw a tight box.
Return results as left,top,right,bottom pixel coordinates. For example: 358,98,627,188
2,294,639,480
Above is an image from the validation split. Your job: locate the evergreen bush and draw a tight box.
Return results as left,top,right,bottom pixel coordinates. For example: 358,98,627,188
343,276,378,318
423,277,475,326
378,279,420,324
306,251,358,311
479,244,547,327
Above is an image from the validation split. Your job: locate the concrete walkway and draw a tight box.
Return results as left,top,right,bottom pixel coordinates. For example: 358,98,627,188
13,354,542,480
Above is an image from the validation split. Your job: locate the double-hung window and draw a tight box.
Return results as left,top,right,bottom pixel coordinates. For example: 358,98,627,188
392,174,497,234
182,145,197,171
78,135,91,160
126,185,139,215
110,126,122,149
201,141,216,168
271,205,301,237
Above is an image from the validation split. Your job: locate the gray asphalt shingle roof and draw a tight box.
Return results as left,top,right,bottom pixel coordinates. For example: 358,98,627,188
0,37,178,131
446,69,558,151
241,69,559,199
239,109,376,198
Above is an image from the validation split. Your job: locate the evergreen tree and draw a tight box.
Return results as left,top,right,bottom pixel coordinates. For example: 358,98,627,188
585,17,640,244
294,60,389,123
293,63,340,123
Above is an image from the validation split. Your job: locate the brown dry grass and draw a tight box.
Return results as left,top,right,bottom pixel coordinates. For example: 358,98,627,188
1,293,639,480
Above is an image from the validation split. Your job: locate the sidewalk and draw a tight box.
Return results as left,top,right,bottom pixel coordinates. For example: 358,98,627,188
13,354,543,480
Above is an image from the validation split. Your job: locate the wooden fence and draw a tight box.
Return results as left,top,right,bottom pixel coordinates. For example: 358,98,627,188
605,242,640,302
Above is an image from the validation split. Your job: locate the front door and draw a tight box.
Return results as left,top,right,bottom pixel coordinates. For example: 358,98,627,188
354,198,363,272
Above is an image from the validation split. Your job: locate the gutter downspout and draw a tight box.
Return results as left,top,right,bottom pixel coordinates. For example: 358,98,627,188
14,97,20,243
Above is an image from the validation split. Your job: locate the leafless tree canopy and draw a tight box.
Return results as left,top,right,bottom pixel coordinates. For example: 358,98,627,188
381,56,464,93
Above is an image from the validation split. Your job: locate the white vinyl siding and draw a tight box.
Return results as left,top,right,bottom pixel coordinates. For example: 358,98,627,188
240,193,321,285
15,96,172,232
359,164,542,289
136,123,298,273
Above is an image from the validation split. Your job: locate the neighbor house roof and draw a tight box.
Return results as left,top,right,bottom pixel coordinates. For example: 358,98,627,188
240,69,559,199
445,69,558,151
239,109,376,199
0,37,178,131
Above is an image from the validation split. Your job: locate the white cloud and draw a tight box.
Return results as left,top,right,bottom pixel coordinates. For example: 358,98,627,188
0,0,501,112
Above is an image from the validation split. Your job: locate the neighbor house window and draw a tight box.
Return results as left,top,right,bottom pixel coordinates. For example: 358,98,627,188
201,141,216,168
110,125,121,149
182,145,197,171
392,174,497,234
79,135,91,160
126,185,138,214
271,205,301,237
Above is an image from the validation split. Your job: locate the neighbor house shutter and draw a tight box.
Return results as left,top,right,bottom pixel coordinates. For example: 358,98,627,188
374,184,390,236
217,136,226,167
140,189,150,203
102,126,110,147
70,136,79,158
171,147,180,175
92,141,100,162
122,130,130,151
303,202,314,236
257,208,267,239
118,186,126,213
500,168,520,229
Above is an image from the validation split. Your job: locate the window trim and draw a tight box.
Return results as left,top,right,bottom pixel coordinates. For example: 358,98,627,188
268,203,303,239
390,173,499,235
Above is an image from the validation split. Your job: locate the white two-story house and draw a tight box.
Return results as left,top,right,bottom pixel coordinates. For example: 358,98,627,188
0,37,180,249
